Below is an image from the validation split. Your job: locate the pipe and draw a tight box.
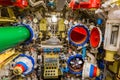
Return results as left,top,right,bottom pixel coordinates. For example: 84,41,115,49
82,46,86,60
87,53,96,64
29,0,46,7
29,0,48,11
0,25,33,52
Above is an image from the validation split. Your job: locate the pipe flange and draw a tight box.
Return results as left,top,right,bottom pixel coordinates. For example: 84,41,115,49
68,24,89,46
67,54,84,74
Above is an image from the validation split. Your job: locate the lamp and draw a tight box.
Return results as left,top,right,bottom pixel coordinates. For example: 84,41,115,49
104,8,120,61
51,15,57,23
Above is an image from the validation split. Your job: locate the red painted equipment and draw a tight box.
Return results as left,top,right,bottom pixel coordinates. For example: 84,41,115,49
69,0,80,10
68,24,89,46
0,0,28,8
70,27,87,44
90,27,102,48
69,0,101,10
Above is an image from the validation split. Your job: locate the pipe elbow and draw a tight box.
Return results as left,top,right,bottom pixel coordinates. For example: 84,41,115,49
87,53,96,64
29,0,44,7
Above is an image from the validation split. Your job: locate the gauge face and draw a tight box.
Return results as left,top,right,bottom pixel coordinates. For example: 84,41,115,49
68,55,84,73
69,25,89,46
90,27,102,48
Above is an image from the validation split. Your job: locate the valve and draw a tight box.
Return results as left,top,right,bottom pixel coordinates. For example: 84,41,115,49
13,54,35,75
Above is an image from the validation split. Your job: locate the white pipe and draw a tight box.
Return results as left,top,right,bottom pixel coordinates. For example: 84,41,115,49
29,0,46,7
101,0,111,8
87,53,96,64
95,9,107,20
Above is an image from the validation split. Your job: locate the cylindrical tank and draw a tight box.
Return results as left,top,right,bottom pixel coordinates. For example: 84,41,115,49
0,25,33,52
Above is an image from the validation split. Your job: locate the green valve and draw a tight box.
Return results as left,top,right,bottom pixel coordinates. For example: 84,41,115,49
0,25,33,52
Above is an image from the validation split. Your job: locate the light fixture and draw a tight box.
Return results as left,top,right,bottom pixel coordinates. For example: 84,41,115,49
104,8,120,61
51,15,57,23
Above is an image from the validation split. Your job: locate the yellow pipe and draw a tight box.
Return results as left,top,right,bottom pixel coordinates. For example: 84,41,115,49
0,49,21,69
0,49,15,64
111,0,120,6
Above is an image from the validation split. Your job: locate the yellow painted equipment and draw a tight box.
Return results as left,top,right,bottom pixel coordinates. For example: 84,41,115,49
0,49,20,68
61,32,66,38
111,0,120,6
0,49,15,64
44,53,59,79
106,61,120,80
109,61,119,73
39,32,43,39
118,67,120,77
0,7,17,22
47,32,52,37
40,19,47,31
13,66,24,75
58,19,66,38
58,19,65,32
118,68,120,80
106,75,113,80
104,50,116,61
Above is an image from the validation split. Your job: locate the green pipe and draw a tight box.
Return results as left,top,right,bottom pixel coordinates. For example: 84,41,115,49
0,25,33,52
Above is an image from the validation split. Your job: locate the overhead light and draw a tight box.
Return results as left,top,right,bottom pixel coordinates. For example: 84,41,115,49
51,15,57,23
